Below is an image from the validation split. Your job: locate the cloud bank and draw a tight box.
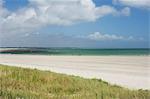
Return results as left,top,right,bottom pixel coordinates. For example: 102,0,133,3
0,0,130,35
113,0,150,10
80,32,143,41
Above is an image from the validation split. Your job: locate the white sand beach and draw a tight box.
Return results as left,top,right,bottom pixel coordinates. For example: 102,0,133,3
0,54,149,89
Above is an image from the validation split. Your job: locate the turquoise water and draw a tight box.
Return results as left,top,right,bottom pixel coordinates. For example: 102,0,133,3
0,48,149,55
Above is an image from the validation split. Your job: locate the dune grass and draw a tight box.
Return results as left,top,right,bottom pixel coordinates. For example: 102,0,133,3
0,64,149,99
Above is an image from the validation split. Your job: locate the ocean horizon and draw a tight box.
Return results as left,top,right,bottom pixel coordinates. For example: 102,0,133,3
0,47,149,56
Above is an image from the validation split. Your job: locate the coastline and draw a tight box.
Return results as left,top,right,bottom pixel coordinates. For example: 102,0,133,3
0,54,149,89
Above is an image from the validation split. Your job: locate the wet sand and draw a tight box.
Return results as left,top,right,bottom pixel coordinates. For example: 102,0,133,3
0,54,149,89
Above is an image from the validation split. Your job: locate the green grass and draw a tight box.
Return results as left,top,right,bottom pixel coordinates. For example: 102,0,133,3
0,64,149,99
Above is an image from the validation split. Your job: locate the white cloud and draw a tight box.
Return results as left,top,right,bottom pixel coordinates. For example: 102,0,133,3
113,0,150,10
87,32,124,40
0,0,130,35
120,7,130,16
0,0,9,19
82,32,142,41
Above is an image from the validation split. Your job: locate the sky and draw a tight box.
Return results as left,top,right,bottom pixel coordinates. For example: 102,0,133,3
0,0,149,48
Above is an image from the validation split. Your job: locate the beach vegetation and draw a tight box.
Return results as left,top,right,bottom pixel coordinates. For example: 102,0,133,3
0,64,149,99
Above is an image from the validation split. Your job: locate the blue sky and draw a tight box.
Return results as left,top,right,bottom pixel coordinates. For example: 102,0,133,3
0,0,149,48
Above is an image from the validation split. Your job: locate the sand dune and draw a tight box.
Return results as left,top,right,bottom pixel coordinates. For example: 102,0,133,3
0,54,149,89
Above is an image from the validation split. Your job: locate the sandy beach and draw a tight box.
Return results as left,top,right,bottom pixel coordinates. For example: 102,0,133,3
0,54,149,89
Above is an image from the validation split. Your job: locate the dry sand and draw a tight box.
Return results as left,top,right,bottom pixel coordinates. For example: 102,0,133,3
0,54,149,89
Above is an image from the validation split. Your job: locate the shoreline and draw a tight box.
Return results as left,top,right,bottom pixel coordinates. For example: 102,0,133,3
0,53,150,56
0,54,150,89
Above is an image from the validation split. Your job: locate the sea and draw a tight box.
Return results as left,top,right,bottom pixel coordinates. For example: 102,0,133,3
0,47,149,56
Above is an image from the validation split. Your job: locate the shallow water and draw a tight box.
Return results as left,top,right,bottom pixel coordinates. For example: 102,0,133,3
0,48,149,55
